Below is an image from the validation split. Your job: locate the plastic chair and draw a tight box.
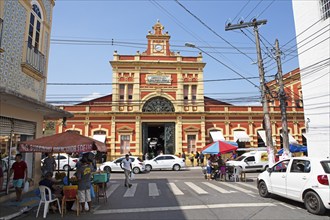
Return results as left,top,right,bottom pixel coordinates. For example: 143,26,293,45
62,185,79,217
36,185,61,218
231,166,242,182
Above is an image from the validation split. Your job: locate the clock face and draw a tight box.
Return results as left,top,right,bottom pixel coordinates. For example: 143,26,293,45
154,44,163,52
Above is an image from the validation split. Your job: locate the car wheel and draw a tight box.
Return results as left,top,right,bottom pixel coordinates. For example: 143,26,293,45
173,164,180,171
145,165,152,172
304,191,326,215
258,181,270,198
133,167,140,174
63,165,70,171
104,166,111,173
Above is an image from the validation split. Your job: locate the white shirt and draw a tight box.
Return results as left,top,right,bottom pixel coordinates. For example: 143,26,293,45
121,158,132,171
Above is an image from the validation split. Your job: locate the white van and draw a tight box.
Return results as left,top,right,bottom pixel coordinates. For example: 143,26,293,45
225,151,269,172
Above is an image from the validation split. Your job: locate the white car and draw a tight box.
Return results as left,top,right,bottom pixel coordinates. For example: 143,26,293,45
145,154,185,171
99,156,145,174
257,157,330,215
41,154,78,171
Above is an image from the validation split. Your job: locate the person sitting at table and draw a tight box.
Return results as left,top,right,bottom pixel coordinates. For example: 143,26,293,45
39,172,62,212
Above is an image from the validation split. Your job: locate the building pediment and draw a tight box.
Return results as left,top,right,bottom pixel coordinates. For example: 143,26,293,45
117,126,134,133
184,126,200,132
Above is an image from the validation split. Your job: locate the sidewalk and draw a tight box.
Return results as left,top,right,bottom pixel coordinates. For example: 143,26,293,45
0,190,39,220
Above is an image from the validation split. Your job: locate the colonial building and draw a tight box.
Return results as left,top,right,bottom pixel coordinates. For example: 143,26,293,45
54,21,305,161
0,0,72,200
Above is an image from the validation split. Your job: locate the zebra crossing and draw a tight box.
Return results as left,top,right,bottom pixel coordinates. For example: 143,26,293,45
105,181,258,199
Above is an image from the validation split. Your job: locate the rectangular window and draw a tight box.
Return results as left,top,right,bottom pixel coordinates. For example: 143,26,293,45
187,135,196,153
119,84,125,102
127,84,133,103
120,135,130,154
184,85,189,104
191,85,197,104
321,0,330,19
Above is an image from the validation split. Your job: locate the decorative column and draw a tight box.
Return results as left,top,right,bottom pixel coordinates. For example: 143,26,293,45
201,116,206,147
225,120,230,141
176,116,183,153
135,116,141,156
110,116,116,160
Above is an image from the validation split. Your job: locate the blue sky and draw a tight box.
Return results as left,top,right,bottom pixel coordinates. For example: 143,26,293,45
46,0,299,105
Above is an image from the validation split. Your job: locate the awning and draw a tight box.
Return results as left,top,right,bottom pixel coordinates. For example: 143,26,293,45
257,130,276,145
233,131,250,142
0,86,73,119
93,135,106,143
210,131,225,141
281,133,298,144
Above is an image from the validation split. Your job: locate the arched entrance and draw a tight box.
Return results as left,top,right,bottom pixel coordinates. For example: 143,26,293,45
142,97,175,158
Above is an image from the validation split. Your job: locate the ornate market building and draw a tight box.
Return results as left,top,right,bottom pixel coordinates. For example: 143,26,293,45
52,21,306,160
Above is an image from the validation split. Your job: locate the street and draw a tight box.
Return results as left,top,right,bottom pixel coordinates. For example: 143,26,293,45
20,168,330,220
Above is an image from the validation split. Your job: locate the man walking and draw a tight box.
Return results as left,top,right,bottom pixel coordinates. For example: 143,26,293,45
10,154,27,202
42,153,56,176
120,154,132,188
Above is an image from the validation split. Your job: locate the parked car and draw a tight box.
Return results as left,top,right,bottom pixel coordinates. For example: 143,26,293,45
257,157,330,215
226,151,269,172
99,156,145,174
41,154,78,171
145,154,185,171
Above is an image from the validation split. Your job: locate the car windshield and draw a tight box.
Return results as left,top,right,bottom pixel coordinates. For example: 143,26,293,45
235,156,246,161
320,160,330,173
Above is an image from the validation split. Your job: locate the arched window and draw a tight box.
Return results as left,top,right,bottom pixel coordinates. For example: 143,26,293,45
142,97,175,112
28,4,42,50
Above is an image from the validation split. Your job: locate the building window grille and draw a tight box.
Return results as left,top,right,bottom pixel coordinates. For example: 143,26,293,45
191,85,197,104
127,84,133,103
320,0,330,19
93,130,106,135
187,135,196,153
183,85,189,104
119,84,125,102
120,135,130,154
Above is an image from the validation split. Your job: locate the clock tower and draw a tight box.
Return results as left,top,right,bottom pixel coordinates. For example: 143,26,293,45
145,20,173,56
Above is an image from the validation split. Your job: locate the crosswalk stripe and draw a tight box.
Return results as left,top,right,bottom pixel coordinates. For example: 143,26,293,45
220,182,254,194
123,183,137,197
149,183,159,197
185,182,208,194
236,182,258,190
202,182,231,193
106,183,120,198
167,183,184,195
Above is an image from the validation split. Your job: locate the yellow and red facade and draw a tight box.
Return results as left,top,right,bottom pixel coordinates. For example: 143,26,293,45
54,21,305,160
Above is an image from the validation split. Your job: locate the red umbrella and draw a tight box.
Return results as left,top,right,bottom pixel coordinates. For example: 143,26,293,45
201,141,238,154
19,131,107,153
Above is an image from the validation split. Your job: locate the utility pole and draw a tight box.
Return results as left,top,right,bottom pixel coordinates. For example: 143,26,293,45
226,19,275,166
275,39,290,158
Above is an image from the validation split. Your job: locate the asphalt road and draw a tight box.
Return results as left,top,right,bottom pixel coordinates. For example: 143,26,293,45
19,168,330,220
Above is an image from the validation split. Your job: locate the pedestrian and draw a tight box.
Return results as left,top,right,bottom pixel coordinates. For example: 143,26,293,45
128,151,132,156
10,154,28,202
181,151,186,160
120,154,132,188
189,151,195,167
230,151,238,160
199,152,204,166
76,158,93,212
42,153,56,176
178,152,182,158
206,157,212,181
195,151,200,166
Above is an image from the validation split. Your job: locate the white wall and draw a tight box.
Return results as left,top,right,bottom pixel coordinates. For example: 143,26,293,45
292,0,330,158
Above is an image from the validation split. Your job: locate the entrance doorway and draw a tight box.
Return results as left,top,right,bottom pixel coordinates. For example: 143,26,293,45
142,122,175,159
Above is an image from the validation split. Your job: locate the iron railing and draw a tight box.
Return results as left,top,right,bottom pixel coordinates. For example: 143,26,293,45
24,42,46,75
0,18,3,50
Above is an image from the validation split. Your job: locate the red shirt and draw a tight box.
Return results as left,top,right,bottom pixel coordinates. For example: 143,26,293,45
12,161,27,180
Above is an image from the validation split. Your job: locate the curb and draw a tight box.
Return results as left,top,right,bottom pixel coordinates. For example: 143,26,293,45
0,206,31,220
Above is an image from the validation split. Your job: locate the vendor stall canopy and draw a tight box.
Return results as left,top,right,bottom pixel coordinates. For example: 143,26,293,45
18,131,107,153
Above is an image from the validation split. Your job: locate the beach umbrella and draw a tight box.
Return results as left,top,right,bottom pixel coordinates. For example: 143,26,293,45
202,141,238,155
